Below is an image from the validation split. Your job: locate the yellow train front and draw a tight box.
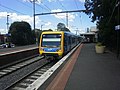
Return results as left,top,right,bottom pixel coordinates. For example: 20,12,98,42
39,31,81,59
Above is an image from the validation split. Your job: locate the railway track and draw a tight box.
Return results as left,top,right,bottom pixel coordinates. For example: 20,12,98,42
5,61,55,90
0,55,53,90
0,44,81,90
0,55,44,78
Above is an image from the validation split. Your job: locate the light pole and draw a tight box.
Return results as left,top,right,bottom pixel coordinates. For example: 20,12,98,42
33,0,35,31
41,24,43,31
75,28,79,35
7,15,9,33
115,1,120,58
30,0,36,30
66,13,68,27
30,0,36,44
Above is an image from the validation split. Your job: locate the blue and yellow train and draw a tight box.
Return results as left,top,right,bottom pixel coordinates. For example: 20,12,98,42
39,31,82,59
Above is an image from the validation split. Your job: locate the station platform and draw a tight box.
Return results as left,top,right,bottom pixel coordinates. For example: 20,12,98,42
45,43,120,90
0,44,38,56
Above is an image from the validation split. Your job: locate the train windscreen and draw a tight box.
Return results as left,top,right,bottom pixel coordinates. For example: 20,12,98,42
42,34,61,47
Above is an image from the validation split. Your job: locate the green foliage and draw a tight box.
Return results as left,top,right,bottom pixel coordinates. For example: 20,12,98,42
84,0,120,49
96,42,102,46
57,23,66,30
9,21,36,46
34,29,42,45
35,29,53,45
57,23,70,32
43,29,53,32
96,42,104,46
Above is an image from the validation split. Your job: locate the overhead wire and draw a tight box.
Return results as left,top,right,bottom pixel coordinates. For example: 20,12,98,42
57,0,67,10
37,0,67,24
107,0,119,25
74,0,83,31
16,0,51,14
40,1,66,24
35,3,50,12
35,1,60,29
57,0,70,27
16,0,32,9
0,3,26,15
0,0,82,30
16,0,57,29
51,0,67,24
33,0,65,29
41,2,51,11
29,0,67,25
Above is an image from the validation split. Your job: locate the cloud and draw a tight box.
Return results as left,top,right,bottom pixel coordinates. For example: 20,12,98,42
0,11,54,33
0,29,6,34
10,13,32,22
23,0,42,4
0,12,7,18
0,12,34,23
0,12,41,30
39,21,52,30
79,0,85,3
44,22,52,26
23,0,63,3
0,12,12,18
48,0,63,2
48,0,56,2
10,13,41,29
51,9,75,22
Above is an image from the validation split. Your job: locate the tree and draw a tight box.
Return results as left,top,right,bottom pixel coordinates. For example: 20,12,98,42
57,23,70,32
57,23,66,31
84,0,119,49
43,29,53,32
64,27,70,32
34,29,42,45
9,21,35,46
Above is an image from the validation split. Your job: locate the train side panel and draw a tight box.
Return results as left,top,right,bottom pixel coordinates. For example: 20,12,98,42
63,32,79,55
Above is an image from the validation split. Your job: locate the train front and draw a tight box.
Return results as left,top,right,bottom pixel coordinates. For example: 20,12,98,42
39,32,64,58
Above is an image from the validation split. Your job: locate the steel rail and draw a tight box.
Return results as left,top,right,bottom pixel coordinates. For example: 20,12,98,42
5,58,54,90
0,55,44,78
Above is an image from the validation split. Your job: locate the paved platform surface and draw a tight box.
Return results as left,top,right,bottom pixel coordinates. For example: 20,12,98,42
65,43,120,90
0,44,38,55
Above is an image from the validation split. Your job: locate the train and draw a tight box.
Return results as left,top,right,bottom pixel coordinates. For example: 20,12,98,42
39,31,82,59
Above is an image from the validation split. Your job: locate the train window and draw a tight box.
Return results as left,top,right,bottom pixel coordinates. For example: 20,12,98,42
68,36,71,44
64,34,68,45
42,34,61,47
43,34,61,38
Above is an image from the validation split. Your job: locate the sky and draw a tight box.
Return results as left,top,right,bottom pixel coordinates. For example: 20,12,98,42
0,0,96,34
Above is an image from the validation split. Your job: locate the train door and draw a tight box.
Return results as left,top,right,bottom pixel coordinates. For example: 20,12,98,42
64,34,68,54
68,36,71,50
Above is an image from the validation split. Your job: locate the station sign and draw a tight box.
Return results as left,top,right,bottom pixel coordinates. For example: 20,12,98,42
6,33,11,36
115,25,120,30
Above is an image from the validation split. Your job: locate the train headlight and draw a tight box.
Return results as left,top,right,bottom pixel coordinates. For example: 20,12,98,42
40,47,44,50
57,47,61,52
